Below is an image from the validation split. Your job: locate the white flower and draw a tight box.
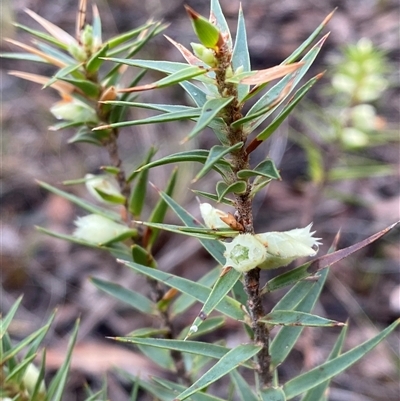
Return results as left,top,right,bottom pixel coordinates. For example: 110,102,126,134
85,174,125,204
256,224,322,270
223,233,267,273
73,214,133,244
200,203,231,229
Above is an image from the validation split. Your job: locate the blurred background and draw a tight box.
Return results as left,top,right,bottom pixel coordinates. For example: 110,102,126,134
1,0,399,400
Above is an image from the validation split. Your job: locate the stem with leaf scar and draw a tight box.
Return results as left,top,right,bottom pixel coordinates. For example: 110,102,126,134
215,43,272,388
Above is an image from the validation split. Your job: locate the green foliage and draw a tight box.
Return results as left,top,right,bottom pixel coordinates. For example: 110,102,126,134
3,1,399,400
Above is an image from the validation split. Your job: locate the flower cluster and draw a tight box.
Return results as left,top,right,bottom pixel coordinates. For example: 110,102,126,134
200,203,321,272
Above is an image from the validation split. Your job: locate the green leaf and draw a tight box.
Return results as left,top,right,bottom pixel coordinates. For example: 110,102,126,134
230,369,259,401
44,63,84,88
127,327,169,338
171,267,221,317
270,268,329,369
282,10,335,64
137,221,238,240
179,316,226,339
147,168,178,248
210,0,232,48
37,181,121,221
301,324,348,401
129,147,156,217
136,344,174,370
284,319,400,399
132,149,231,177
192,189,234,205
68,127,108,146
237,159,281,179
35,41,76,65
175,344,261,400
46,319,79,401
232,5,250,101
91,277,156,315
181,80,208,107
94,107,202,131
58,76,100,97
14,22,68,50
123,65,209,92
185,5,221,49
216,180,247,202
260,311,345,327
86,43,109,74
194,142,243,182
183,96,234,142
154,190,227,265
240,34,329,133
5,353,37,383
1,52,48,63
256,75,321,142
259,387,286,401
131,244,156,267
119,260,244,321
185,269,242,339
0,296,22,339
114,337,253,366
106,22,155,49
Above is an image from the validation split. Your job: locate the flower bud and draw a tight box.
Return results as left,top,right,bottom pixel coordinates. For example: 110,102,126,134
81,25,94,52
85,174,125,204
23,363,46,395
223,233,267,273
256,224,321,270
190,43,217,67
200,203,231,229
50,99,98,123
68,42,87,62
73,214,135,244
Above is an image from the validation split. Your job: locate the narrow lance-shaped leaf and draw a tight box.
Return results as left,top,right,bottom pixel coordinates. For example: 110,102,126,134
237,159,281,179
255,73,322,143
230,369,259,401
185,269,242,339
182,96,234,143
216,180,247,202
301,324,348,401
91,277,156,316
118,65,209,93
94,107,202,131
259,387,286,401
232,4,251,101
260,311,345,327
86,43,109,74
146,169,178,249
210,0,232,49
194,142,243,182
283,319,400,399
0,297,23,339
119,259,244,321
174,344,262,400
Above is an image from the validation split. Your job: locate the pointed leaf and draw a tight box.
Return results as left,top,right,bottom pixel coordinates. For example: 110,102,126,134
237,159,281,179
284,319,400,399
270,268,329,369
232,5,251,101
185,269,242,339
0,297,23,339
165,35,206,67
230,369,259,401
46,319,79,401
14,22,68,49
301,324,348,401
91,277,156,315
179,316,226,340
154,190,227,265
44,63,84,88
175,344,261,400
118,65,209,93
259,387,286,401
192,189,234,205
94,107,202,131
86,43,109,74
59,76,100,97
210,0,232,48
119,260,244,321
216,180,247,201
147,168,178,248
255,74,322,142
137,344,174,370
106,22,155,49
194,142,243,182
260,311,345,327
183,96,234,142
37,180,121,221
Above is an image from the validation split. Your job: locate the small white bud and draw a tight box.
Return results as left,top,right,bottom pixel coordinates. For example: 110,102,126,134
85,174,125,205
190,42,217,67
73,214,132,244
23,363,46,395
50,99,98,123
200,203,231,229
